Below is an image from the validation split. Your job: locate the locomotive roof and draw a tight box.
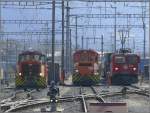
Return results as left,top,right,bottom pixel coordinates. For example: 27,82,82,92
19,51,44,56
113,53,139,56
74,49,98,54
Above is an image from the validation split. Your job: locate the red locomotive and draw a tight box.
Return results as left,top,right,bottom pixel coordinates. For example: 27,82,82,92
110,53,140,85
16,51,47,89
72,49,100,85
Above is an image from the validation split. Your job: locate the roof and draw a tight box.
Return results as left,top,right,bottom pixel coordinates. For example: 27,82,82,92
74,49,98,55
19,51,44,56
113,53,139,56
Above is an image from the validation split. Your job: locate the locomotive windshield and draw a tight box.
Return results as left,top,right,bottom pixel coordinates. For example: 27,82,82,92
115,56,125,64
19,54,46,63
127,55,138,64
79,54,97,62
80,55,88,61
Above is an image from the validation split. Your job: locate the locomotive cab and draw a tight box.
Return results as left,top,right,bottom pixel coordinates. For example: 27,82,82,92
16,51,47,89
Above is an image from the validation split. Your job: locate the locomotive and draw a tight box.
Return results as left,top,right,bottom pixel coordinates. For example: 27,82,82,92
72,50,100,85
110,53,140,85
16,51,47,89
102,49,140,85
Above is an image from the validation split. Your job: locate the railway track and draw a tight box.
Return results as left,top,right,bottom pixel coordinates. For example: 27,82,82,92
1,90,24,104
126,85,149,97
79,86,106,112
79,87,88,113
0,85,149,112
1,86,82,112
0,89,40,112
90,86,105,103
1,89,37,103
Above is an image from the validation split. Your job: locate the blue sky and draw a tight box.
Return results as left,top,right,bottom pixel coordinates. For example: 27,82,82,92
0,1,149,57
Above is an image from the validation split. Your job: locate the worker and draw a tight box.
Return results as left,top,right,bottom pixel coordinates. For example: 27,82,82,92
47,81,60,112
47,81,59,102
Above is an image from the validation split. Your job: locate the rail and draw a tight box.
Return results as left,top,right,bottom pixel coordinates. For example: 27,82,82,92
1,86,149,112
79,87,88,113
91,86,105,102
81,95,88,113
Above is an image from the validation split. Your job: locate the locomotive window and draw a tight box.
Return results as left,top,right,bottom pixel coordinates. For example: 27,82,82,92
26,55,31,60
19,54,43,62
89,56,94,61
19,55,25,62
115,56,125,64
80,54,88,61
40,55,46,63
88,54,96,61
127,56,137,64
34,55,40,61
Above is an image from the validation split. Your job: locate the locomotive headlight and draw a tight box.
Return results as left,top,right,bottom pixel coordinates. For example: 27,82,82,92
75,70,79,73
133,67,137,71
94,72,99,75
40,73,43,76
115,67,119,71
41,65,45,77
50,100,53,102
19,73,22,76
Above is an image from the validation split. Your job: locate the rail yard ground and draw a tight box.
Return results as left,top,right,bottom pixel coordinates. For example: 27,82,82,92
0,76,149,113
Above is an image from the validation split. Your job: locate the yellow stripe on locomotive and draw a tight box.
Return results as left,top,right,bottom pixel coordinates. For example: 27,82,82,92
16,51,48,89
72,73,100,85
72,50,101,86
15,70,47,88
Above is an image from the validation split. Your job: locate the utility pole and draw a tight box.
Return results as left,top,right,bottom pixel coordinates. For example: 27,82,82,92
147,0,150,87
101,35,104,56
0,1,2,87
61,0,65,81
111,34,114,52
142,8,146,59
143,21,146,59
110,5,117,52
45,22,49,55
82,36,84,49
0,2,1,39
51,0,55,83
69,29,72,72
75,16,78,50
23,38,25,50
121,31,124,50
66,1,70,75
132,37,135,53
86,38,89,49
6,38,9,85
114,7,117,52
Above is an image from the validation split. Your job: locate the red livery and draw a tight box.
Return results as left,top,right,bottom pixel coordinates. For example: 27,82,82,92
110,53,140,85
72,50,100,85
16,51,47,89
